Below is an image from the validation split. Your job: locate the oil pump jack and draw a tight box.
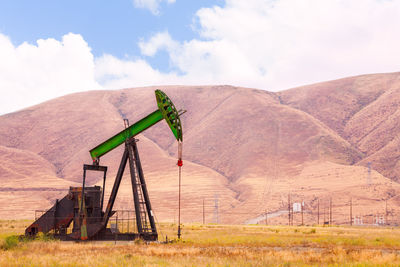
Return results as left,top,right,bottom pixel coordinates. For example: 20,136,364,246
25,90,183,241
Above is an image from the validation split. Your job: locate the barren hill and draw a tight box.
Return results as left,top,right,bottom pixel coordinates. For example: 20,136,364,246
1,73,400,224
278,72,400,182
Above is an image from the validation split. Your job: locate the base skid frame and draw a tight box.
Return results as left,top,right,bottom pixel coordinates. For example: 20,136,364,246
53,229,158,242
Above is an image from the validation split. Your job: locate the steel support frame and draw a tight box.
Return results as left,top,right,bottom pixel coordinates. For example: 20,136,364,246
102,138,157,238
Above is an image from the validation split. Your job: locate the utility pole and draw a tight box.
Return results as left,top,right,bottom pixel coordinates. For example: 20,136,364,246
317,198,320,225
202,198,205,224
301,200,304,226
329,198,332,226
288,193,291,226
350,198,353,226
385,199,388,226
265,209,268,225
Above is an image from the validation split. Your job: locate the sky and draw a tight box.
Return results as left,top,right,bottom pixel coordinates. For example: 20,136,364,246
0,0,400,115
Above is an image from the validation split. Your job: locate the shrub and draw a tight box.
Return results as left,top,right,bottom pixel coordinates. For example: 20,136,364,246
303,228,316,234
35,232,54,242
1,235,19,250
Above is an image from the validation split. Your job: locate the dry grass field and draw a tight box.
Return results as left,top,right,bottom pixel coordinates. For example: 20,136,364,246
1,220,400,266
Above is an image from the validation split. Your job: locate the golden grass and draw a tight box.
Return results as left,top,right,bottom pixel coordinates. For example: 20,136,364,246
1,220,400,266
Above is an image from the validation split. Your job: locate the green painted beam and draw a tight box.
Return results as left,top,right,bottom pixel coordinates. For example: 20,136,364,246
90,110,163,161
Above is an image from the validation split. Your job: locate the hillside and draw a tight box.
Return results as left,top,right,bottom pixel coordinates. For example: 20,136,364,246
278,72,400,181
0,73,400,223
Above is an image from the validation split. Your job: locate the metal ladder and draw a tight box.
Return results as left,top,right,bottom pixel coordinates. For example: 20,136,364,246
134,169,150,233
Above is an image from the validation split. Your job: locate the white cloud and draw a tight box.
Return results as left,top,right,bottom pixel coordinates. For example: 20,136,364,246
137,0,400,90
0,33,101,115
95,54,182,89
138,31,179,57
0,32,183,115
133,0,176,15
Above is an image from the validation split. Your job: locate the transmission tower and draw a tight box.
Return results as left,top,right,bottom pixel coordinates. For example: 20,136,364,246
367,162,372,185
214,194,219,224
